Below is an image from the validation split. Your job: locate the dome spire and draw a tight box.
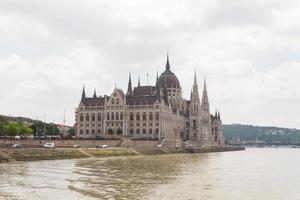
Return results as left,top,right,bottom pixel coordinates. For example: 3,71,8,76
166,53,170,70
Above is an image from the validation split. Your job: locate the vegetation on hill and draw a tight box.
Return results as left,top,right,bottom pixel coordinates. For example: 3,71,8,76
223,124,300,145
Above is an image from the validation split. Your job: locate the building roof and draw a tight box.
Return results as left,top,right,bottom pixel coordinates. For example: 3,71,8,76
133,86,153,96
126,95,157,105
81,97,105,106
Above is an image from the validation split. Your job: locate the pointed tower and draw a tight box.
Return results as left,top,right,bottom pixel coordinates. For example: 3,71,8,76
166,53,170,71
200,77,212,146
138,76,141,87
81,86,86,101
126,73,133,96
201,78,210,114
93,89,97,98
189,70,201,141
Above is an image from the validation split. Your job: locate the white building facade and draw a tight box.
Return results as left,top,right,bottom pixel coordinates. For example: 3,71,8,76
75,55,225,147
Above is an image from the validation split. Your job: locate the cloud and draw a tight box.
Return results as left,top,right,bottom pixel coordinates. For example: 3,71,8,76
0,0,299,128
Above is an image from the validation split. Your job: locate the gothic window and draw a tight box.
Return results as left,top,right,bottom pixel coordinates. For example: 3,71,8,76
86,114,89,121
149,129,153,134
155,112,159,120
97,113,101,121
116,99,119,105
112,99,115,104
130,113,134,120
149,112,153,120
80,114,83,122
142,112,146,121
86,129,89,134
155,129,159,134
80,130,83,134
92,129,95,134
130,129,133,134
98,129,101,134
117,129,122,135
92,114,95,121
143,129,146,134
120,112,123,120
116,112,119,120
143,123,146,126
136,112,140,120
111,112,114,120
193,120,196,127
107,113,110,120
108,129,113,135
136,129,140,134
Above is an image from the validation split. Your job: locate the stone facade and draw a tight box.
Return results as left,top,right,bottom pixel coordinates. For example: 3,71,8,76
75,55,225,147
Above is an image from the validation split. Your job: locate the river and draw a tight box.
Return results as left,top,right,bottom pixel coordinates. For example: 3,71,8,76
0,148,299,200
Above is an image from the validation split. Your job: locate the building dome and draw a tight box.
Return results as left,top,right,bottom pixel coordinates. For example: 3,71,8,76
157,55,181,89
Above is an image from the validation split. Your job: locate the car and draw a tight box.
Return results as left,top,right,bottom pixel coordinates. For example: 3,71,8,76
96,135,105,140
12,144,23,149
43,143,55,148
73,144,79,148
156,144,163,148
96,144,108,149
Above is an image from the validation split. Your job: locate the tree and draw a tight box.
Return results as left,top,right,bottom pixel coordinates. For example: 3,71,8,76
19,124,33,135
0,116,8,136
5,123,19,136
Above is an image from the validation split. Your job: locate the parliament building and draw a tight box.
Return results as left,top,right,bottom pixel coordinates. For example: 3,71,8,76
75,55,225,148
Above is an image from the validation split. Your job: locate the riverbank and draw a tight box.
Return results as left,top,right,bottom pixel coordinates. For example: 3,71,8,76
0,146,244,163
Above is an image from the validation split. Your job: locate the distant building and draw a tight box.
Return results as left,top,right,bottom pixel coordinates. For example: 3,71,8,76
75,55,225,147
55,124,72,137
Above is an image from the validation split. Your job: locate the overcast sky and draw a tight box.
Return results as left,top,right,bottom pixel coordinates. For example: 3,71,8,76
0,0,299,128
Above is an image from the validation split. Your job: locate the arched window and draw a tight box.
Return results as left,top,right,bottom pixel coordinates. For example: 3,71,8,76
120,112,123,120
142,112,146,121
136,112,140,120
111,112,114,120
155,112,159,120
112,99,115,105
116,112,119,120
97,113,101,121
92,114,95,121
116,99,119,105
149,112,153,120
193,120,196,127
86,114,89,121
108,129,113,135
107,113,110,120
80,114,83,121
117,129,122,135
130,112,134,120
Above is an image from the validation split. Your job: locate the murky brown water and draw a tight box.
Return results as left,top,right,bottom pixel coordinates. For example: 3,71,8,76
0,148,300,200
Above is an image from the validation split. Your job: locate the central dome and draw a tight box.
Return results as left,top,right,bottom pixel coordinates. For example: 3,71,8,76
157,55,181,89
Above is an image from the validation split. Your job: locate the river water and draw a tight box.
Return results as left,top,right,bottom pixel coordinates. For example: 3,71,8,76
0,148,299,200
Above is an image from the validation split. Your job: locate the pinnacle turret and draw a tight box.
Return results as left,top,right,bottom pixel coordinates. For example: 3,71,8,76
138,76,141,87
81,85,86,101
166,53,170,71
93,89,97,98
126,72,133,96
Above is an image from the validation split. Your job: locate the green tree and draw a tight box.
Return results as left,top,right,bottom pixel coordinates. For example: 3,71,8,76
5,123,19,136
0,116,8,136
19,123,33,135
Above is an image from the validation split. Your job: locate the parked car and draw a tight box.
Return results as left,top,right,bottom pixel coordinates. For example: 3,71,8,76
96,144,108,149
156,144,163,148
12,144,23,149
43,143,55,148
14,135,20,140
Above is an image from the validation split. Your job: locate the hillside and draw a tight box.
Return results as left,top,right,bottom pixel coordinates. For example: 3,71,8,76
223,124,300,145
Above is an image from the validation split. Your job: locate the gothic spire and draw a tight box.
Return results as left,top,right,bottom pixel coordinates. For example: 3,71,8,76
138,76,141,87
155,71,159,88
93,88,97,98
81,85,86,100
193,69,198,86
166,53,170,71
218,111,221,120
126,72,133,96
204,76,207,92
